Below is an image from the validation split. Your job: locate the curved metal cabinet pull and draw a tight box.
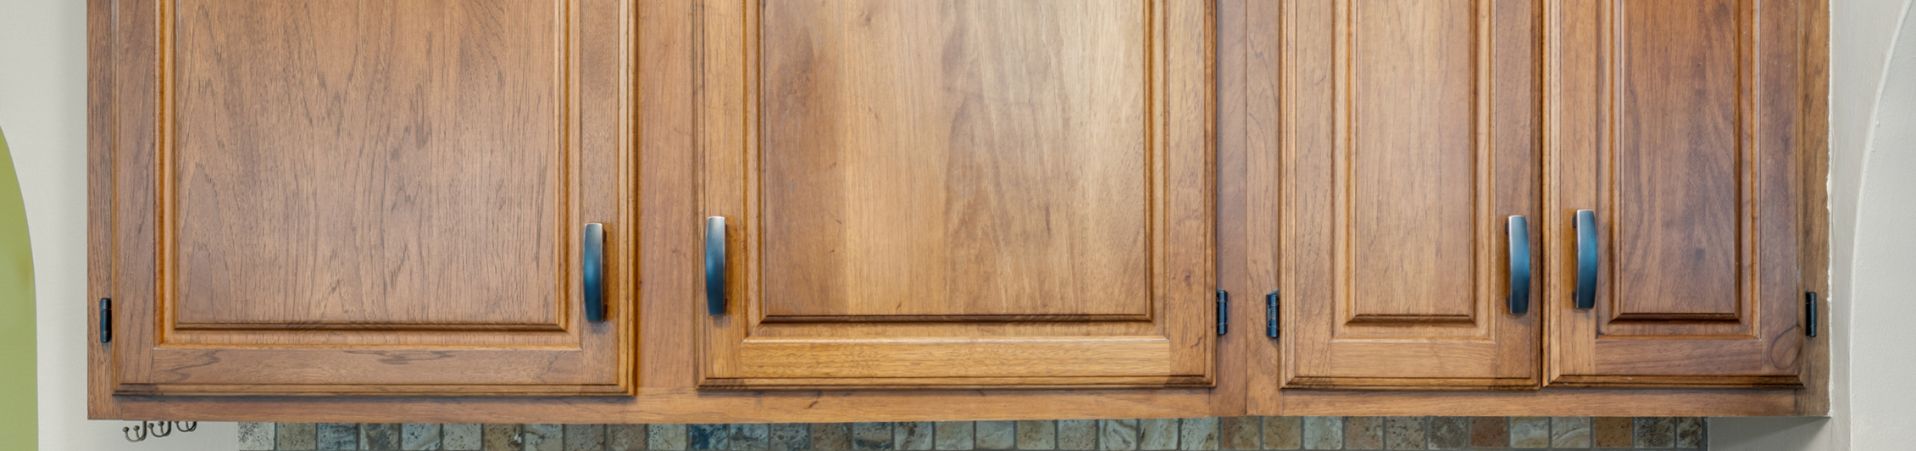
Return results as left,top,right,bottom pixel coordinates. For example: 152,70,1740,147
98,298,111,344
705,216,728,316
1265,291,1280,339
583,223,606,322
1506,215,1532,315
1573,210,1598,310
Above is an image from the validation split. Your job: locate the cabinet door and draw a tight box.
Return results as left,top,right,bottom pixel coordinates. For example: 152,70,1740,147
1279,0,1543,389
694,0,1213,388
89,0,633,396
1548,0,1812,386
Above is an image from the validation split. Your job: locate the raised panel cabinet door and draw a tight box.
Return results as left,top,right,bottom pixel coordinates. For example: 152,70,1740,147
694,0,1214,388
88,0,635,396
1277,0,1544,389
1547,0,1814,386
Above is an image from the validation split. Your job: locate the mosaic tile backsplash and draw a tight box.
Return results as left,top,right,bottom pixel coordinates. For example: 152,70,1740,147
245,417,1704,450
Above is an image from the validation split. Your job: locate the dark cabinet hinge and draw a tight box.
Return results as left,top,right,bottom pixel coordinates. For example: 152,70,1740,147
1806,292,1819,338
98,298,111,344
1265,290,1280,339
1216,290,1228,336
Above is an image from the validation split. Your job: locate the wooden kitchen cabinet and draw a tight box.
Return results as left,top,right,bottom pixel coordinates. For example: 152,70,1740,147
691,0,1215,388
88,0,635,396
1546,0,1818,387
1263,0,1823,392
1276,0,1545,390
87,0,1829,422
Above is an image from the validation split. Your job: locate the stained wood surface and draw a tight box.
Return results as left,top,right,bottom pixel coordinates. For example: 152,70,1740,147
1278,0,1543,389
170,0,560,328
1797,0,1833,415
695,0,1215,388
87,0,1832,421
1545,0,1812,387
89,0,634,396
755,1,1150,320
89,387,1806,423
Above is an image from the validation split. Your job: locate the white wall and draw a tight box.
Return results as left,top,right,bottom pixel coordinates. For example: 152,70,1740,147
0,0,235,449
1842,2,1916,446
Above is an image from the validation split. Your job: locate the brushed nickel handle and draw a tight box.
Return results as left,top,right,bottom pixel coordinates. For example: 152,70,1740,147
705,216,728,316
583,223,606,322
1574,210,1598,310
1506,215,1532,315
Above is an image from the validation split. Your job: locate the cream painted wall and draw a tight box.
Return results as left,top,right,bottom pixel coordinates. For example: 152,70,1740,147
1841,3,1916,446
0,0,236,449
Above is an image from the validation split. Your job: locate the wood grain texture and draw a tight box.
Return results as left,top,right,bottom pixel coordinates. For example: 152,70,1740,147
695,0,1215,388
1213,0,1254,417
1279,0,1543,389
1272,389,1799,417
1608,0,1741,320
86,0,114,418
86,0,1833,421
87,387,1809,423
755,0,1149,320
89,0,634,396
1241,0,1284,415
1545,0,1812,387
1796,0,1832,415
168,0,560,329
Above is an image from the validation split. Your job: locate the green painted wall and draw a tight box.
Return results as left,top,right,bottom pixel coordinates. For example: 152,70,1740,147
0,127,38,450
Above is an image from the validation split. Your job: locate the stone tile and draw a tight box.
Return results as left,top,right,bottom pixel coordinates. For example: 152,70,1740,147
1099,420,1139,450
319,423,360,450
1550,417,1591,448
361,424,401,450
1510,417,1549,448
976,421,1016,450
1218,417,1259,450
852,423,894,450
1178,418,1218,450
564,425,605,451
240,423,277,451
688,425,731,450
1261,417,1301,450
1675,417,1705,448
1592,418,1633,448
1015,421,1056,450
482,425,521,451
1301,417,1341,450
1634,417,1675,448
897,422,935,451
729,424,770,450
1468,417,1506,449
605,425,646,451
1383,417,1424,450
1137,419,1178,450
522,424,562,451
281,423,320,451
401,424,440,450
936,422,976,450
649,425,689,451
443,425,482,451
812,424,853,451
769,424,811,451
1057,420,1099,451
1343,417,1383,450
1427,417,1468,449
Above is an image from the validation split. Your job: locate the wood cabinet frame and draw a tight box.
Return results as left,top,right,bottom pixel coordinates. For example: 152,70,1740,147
88,0,1831,421
87,0,637,397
